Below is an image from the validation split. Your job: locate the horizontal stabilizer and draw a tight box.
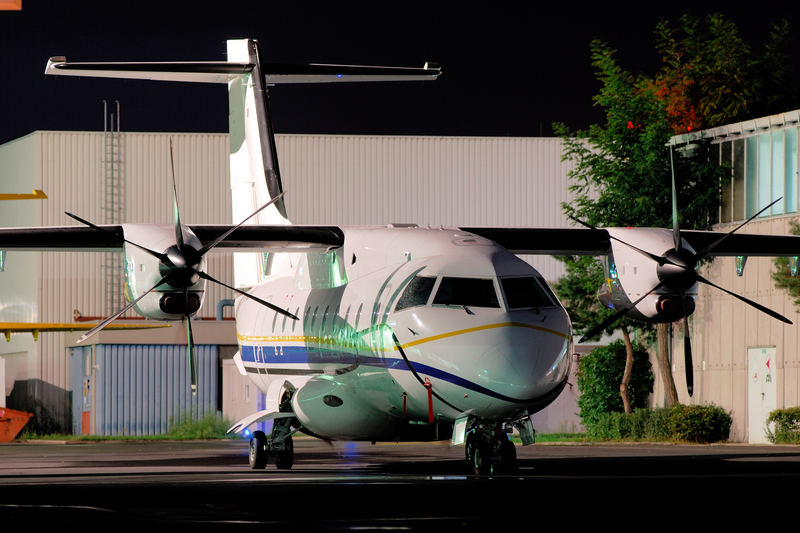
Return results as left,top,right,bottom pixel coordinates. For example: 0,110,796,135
46,58,441,85
227,410,296,434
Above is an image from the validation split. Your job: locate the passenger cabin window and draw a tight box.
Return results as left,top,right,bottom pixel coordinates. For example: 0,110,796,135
396,276,436,311
501,277,556,309
433,277,500,308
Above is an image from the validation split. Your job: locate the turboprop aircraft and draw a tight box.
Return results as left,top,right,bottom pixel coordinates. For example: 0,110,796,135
0,38,798,475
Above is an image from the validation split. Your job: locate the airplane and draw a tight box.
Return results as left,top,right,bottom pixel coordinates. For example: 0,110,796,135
0,38,798,475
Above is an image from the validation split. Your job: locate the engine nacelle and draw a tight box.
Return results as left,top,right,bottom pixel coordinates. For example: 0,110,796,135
121,224,207,320
602,227,698,323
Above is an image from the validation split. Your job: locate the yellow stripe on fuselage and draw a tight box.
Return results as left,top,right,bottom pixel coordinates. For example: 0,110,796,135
237,322,571,351
399,322,571,348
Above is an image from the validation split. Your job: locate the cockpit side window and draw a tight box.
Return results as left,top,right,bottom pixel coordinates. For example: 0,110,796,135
501,277,556,309
433,277,500,308
395,276,436,311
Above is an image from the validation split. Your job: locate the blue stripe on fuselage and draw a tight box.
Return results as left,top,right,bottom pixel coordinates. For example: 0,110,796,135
239,343,534,404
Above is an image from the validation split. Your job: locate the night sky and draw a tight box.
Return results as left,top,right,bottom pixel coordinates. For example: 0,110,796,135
0,2,797,145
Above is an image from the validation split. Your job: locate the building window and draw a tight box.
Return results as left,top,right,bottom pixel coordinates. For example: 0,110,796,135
772,130,785,215
746,136,758,219
786,128,797,213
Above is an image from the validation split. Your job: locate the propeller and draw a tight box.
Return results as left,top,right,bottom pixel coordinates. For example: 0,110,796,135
580,145,792,397
71,138,297,395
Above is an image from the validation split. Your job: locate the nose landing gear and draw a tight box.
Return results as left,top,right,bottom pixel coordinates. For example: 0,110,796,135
465,421,518,475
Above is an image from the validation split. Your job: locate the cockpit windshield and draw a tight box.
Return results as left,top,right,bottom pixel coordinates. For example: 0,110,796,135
396,276,436,311
500,277,557,309
432,277,500,308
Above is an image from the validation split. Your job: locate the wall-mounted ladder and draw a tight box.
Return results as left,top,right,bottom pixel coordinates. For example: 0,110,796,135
101,100,125,317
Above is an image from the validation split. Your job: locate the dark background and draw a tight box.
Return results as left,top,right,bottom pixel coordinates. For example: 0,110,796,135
0,2,797,144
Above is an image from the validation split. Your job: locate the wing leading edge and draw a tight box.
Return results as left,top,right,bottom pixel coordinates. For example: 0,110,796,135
0,224,344,252
461,227,800,257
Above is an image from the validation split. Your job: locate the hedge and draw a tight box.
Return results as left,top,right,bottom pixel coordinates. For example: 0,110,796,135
587,404,731,443
766,407,800,444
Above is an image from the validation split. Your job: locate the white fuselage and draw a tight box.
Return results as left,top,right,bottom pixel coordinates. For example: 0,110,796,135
234,226,572,441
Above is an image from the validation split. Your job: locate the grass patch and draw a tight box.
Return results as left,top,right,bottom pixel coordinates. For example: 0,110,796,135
17,412,235,442
535,433,588,443
509,432,588,444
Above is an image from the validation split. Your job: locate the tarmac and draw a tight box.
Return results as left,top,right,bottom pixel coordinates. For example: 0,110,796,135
1,437,798,529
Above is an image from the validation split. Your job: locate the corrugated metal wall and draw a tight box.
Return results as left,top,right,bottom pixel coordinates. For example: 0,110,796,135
278,135,575,280
69,344,219,436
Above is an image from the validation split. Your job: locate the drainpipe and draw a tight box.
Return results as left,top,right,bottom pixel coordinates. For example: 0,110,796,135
217,299,235,320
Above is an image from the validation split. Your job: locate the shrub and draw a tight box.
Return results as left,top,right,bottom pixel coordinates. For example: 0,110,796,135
587,404,731,443
576,339,654,429
766,407,800,444
668,404,731,443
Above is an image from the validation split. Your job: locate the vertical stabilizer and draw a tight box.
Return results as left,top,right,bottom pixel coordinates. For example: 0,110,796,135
227,39,290,288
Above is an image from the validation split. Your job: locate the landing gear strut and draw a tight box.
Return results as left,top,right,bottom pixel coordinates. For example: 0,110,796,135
249,392,297,470
465,421,518,475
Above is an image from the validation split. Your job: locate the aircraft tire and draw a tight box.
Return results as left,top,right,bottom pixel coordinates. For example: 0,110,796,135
249,430,269,469
472,442,493,475
497,438,518,474
275,435,294,470
465,432,476,463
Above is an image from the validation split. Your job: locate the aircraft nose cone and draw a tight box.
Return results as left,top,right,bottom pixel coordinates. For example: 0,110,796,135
475,320,571,402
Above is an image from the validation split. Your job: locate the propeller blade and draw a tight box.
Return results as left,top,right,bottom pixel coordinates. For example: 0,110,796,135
197,271,298,320
579,280,666,343
65,211,170,262
696,274,793,324
184,293,197,396
670,145,681,254
693,197,782,261
680,291,693,397
197,191,287,257
168,138,187,251
77,273,173,343
569,215,676,267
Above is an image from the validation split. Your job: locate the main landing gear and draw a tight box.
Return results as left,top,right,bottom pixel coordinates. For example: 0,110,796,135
248,427,294,470
465,422,518,475
249,393,297,470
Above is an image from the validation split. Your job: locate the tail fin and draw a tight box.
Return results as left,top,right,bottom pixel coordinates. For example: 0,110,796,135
45,38,441,286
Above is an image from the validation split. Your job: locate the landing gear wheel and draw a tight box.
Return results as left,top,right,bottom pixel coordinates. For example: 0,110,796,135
275,435,294,470
465,432,477,465
249,430,268,469
497,438,518,474
472,443,493,475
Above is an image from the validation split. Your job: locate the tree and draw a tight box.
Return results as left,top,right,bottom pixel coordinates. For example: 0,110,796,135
576,339,654,429
651,14,797,133
553,14,795,408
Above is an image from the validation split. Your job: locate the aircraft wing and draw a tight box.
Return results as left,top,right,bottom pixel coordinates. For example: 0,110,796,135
460,227,612,255
461,227,800,257
0,224,344,251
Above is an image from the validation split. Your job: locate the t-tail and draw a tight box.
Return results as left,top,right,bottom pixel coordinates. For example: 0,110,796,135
45,38,441,286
